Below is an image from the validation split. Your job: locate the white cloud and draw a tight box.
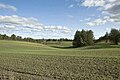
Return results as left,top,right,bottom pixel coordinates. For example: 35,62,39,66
82,0,117,7
107,0,117,2
0,15,71,33
104,3,113,10
86,16,115,26
79,20,83,22
82,0,117,11
87,18,107,26
68,4,74,8
5,25,15,28
85,18,91,21
82,0,106,7
102,11,109,15
0,3,17,11
106,27,110,31
82,0,120,26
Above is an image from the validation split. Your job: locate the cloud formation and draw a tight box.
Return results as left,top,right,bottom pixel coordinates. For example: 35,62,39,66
0,3,17,11
0,15,71,33
68,4,74,8
85,18,91,21
82,0,120,26
82,0,106,7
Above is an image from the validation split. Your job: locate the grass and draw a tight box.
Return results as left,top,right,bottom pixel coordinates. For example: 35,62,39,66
0,40,120,80
82,43,120,49
45,41,72,48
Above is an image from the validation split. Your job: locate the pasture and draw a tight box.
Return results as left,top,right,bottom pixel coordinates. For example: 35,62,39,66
0,40,120,80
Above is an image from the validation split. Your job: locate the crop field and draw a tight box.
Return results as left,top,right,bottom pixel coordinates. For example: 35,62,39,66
0,40,120,80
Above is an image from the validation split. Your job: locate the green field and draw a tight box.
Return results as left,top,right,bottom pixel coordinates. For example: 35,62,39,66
0,40,120,80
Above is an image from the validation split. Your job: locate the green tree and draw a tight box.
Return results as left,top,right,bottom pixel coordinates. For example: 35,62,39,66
16,36,22,41
0,34,2,40
2,34,8,40
73,31,84,47
104,32,109,43
109,29,120,45
73,30,94,47
86,30,94,45
81,29,87,45
11,34,16,40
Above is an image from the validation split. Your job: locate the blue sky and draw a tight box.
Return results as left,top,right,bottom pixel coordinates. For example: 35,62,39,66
0,0,120,39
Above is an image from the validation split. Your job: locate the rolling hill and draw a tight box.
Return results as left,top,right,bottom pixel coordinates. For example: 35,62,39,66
0,40,120,80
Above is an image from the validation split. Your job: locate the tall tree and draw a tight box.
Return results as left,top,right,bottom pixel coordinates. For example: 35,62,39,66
2,34,8,40
86,30,94,45
0,34,2,40
16,36,22,41
109,29,120,45
104,32,109,43
81,29,87,45
73,30,94,47
73,31,84,47
11,34,16,40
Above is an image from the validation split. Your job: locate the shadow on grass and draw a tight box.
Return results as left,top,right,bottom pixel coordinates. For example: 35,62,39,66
50,46,75,49
50,43,120,50
83,44,120,49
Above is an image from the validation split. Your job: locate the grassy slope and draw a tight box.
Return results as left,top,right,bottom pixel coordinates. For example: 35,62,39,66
45,41,72,47
0,40,120,80
1,40,119,57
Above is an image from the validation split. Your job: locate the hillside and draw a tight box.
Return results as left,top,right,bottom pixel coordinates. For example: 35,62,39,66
0,40,120,57
0,40,120,80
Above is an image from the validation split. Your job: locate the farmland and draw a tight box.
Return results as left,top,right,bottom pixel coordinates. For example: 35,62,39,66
0,40,120,80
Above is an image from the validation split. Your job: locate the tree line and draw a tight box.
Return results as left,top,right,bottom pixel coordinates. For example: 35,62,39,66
0,28,119,47
0,34,72,43
96,28,120,45
73,28,120,48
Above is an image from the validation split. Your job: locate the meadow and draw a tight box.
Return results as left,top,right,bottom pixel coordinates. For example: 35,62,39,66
0,40,120,80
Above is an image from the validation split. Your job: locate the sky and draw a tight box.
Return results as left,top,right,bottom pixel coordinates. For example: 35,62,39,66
0,0,120,39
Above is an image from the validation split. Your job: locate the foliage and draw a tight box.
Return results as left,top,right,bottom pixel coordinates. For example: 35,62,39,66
11,34,16,40
73,31,84,47
0,34,72,44
109,29,120,45
104,32,109,43
73,30,94,47
96,28,120,45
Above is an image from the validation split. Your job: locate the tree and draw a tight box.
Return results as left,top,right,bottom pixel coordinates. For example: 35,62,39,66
16,36,22,41
73,30,94,47
81,29,87,45
109,29,120,45
73,31,84,47
104,32,109,43
2,34,8,40
86,30,94,45
0,34,2,40
11,34,16,40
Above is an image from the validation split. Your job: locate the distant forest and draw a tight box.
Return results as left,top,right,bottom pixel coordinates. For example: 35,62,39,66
73,28,120,47
0,28,120,47
0,34,72,43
